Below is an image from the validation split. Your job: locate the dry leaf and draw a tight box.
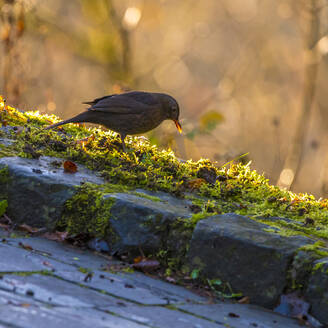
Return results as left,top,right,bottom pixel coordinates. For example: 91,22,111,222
238,296,250,304
18,242,33,251
132,259,160,272
187,178,206,190
43,231,68,242
63,160,77,173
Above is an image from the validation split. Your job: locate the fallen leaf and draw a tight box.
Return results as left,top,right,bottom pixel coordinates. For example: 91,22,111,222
18,242,33,251
238,296,250,304
17,224,39,234
187,178,206,191
42,231,68,242
63,160,78,173
20,303,30,308
133,256,143,264
132,259,160,272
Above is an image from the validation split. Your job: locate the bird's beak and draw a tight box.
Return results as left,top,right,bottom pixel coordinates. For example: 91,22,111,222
174,120,182,133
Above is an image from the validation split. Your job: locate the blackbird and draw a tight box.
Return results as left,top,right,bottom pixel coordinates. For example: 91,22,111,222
45,91,182,151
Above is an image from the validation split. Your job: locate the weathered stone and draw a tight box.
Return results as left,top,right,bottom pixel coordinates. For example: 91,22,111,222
0,227,311,327
0,273,119,307
107,304,223,328
177,303,304,328
0,289,144,328
0,242,55,273
305,258,328,325
55,268,205,305
0,234,115,271
105,190,192,254
0,156,104,228
187,213,312,308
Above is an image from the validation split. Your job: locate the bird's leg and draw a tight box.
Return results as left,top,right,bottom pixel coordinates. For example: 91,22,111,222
120,134,126,152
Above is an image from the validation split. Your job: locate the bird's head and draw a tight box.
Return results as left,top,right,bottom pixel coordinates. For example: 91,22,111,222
163,94,182,133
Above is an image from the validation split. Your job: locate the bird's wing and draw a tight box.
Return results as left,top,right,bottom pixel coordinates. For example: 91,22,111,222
82,94,117,106
85,92,159,114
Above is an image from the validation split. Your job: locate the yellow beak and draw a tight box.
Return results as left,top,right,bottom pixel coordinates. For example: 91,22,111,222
174,120,182,133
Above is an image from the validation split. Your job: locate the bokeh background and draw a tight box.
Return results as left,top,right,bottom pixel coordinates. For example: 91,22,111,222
1,0,328,197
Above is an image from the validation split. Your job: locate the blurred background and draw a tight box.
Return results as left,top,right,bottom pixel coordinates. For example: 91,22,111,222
1,0,328,197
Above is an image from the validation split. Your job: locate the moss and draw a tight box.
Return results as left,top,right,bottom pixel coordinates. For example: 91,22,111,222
132,191,161,202
60,183,116,237
3,96,328,260
298,241,328,258
0,166,9,185
78,267,91,274
0,200,7,217
312,261,327,273
3,270,52,277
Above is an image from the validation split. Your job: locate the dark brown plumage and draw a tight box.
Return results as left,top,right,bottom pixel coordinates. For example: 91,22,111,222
44,91,182,151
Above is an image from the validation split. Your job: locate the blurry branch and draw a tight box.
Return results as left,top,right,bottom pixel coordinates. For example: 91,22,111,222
277,0,321,189
0,0,25,105
29,0,132,84
104,0,131,80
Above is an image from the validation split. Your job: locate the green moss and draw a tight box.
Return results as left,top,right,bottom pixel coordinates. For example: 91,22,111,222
0,166,9,185
312,261,327,273
298,241,328,258
0,199,7,217
3,96,328,259
78,267,91,274
132,192,161,202
60,183,116,237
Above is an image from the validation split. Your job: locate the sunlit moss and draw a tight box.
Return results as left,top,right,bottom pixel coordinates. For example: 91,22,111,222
2,97,328,245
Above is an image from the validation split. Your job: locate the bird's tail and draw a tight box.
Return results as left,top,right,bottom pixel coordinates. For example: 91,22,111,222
44,112,88,130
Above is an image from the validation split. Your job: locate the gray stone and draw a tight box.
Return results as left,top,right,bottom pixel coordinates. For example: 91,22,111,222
305,258,328,325
0,273,119,307
187,213,312,308
105,190,192,254
0,242,55,273
53,307,148,328
108,304,225,328
0,156,104,228
55,268,203,305
0,303,144,328
178,303,304,328
122,270,206,303
0,287,43,306
0,228,316,328
1,235,113,271
0,234,205,306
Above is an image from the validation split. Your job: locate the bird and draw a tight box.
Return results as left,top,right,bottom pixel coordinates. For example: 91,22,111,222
44,91,182,152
